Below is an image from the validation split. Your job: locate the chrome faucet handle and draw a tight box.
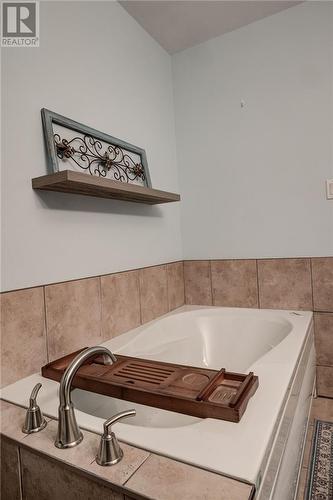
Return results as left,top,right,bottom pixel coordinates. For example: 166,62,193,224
22,383,47,434
96,409,136,466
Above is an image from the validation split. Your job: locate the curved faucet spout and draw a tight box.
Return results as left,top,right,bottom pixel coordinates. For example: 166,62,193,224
55,346,117,449
59,346,117,407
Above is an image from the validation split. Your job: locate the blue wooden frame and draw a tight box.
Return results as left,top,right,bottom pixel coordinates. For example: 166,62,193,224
41,108,152,188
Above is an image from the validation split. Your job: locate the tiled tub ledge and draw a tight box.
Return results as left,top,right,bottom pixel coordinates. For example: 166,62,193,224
0,400,254,500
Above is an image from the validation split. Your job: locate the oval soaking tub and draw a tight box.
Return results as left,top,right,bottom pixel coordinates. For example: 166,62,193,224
1,306,315,499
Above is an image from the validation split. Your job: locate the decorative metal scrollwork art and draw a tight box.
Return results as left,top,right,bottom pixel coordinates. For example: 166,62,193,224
54,133,146,183
41,109,151,187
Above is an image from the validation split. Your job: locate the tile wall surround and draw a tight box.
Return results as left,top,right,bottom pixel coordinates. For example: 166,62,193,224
183,257,333,398
1,257,332,397
1,261,185,388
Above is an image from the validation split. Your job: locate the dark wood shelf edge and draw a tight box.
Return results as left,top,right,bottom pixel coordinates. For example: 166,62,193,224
32,170,181,205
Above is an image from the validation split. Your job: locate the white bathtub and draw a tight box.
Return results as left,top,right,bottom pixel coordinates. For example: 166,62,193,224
1,306,315,498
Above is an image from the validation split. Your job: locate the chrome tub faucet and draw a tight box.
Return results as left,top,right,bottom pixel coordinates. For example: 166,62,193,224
55,346,117,449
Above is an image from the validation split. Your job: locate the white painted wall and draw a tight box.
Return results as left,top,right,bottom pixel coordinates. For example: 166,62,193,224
173,2,333,260
2,1,332,292
1,1,182,291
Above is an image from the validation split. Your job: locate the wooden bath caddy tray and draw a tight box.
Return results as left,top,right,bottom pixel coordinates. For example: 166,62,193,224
41,350,259,422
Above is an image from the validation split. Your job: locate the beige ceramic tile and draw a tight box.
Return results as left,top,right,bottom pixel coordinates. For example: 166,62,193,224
211,259,258,308
316,368,333,398
126,454,253,500
167,262,185,311
45,277,102,362
296,467,308,500
1,436,21,500
88,445,149,486
257,258,313,310
20,447,124,500
0,399,28,441
139,265,168,324
1,287,47,387
0,400,53,443
314,313,333,366
184,261,212,306
310,397,333,423
22,418,98,468
311,257,333,312
101,271,141,340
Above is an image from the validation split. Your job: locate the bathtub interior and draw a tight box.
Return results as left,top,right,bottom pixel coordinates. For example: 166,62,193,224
72,309,294,430
72,388,201,428
115,309,293,372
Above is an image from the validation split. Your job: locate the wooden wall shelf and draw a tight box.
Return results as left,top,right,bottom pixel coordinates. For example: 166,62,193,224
32,170,180,205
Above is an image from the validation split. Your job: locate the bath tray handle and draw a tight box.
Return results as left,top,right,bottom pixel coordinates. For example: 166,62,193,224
196,369,226,402
229,372,255,408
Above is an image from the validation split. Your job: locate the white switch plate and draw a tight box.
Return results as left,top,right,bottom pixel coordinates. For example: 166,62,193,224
326,179,333,200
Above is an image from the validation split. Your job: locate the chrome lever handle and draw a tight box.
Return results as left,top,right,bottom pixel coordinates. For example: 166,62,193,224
103,409,136,437
29,382,42,409
96,409,136,466
22,383,47,434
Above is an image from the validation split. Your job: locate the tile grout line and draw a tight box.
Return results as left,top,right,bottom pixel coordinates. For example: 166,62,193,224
255,260,260,308
42,286,50,363
122,452,152,487
98,276,103,341
256,259,262,309
313,394,333,401
138,269,143,325
165,263,171,312
182,260,185,306
309,259,317,397
209,260,214,305
309,258,315,312
17,444,24,500
183,260,188,305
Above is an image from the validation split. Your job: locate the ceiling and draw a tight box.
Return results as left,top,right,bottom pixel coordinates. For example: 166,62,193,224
120,1,303,54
